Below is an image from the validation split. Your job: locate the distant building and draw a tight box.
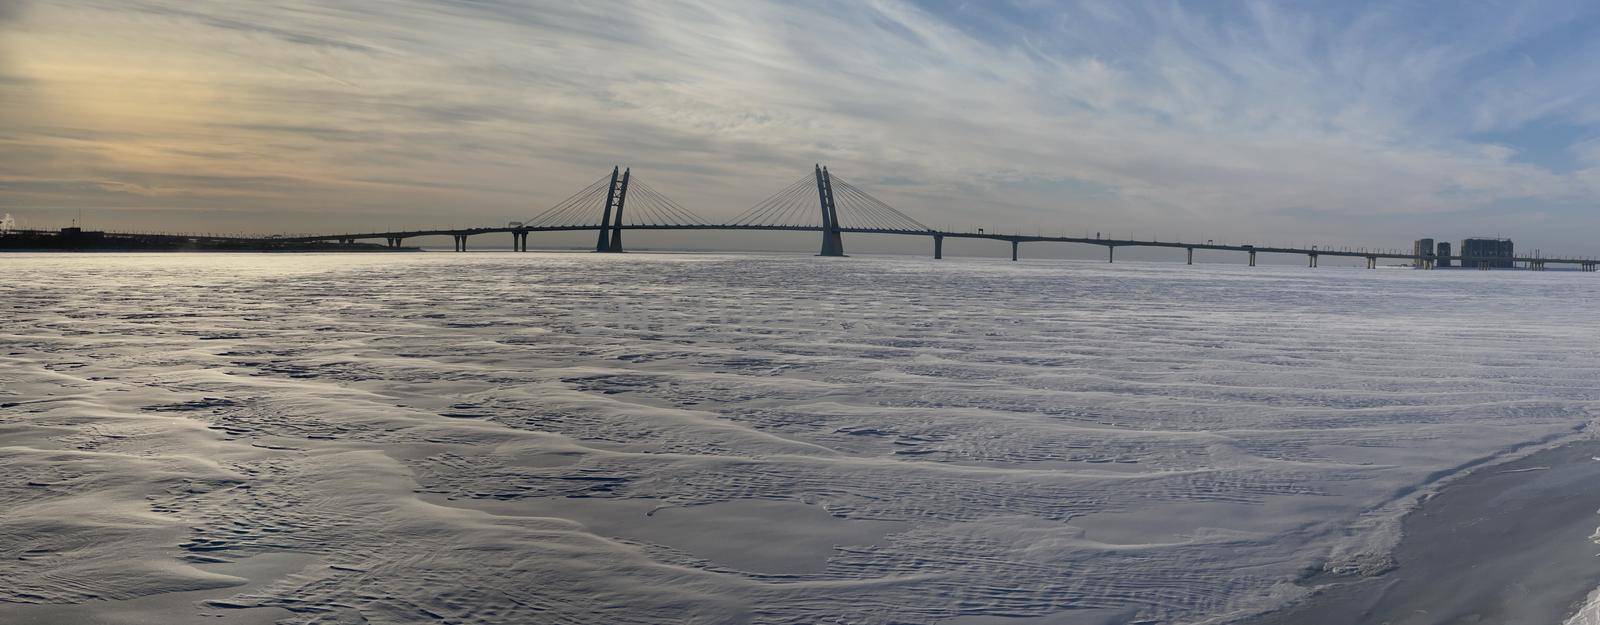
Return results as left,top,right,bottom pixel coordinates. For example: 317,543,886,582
1435,241,1452,268
1461,237,1513,269
1412,238,1435,269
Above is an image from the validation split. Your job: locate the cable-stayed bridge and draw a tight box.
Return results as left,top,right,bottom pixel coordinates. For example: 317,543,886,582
279,165,1599,271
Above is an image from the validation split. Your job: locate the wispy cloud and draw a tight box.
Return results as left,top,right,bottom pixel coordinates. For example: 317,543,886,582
5,1,1600,250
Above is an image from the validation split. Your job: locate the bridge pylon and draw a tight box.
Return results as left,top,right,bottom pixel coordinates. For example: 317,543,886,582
595,167,631,252
728,166,931,254
608,168,632,252
816,165,845,256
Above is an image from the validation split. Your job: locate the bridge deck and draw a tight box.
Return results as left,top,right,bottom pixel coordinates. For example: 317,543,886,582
267,224,1596,266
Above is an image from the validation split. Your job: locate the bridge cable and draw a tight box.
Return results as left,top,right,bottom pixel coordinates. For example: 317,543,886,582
835,184,910,231
625,179,708,226
522,173,613,227
828,176,931,231
729,177,809,226
728,174,819,227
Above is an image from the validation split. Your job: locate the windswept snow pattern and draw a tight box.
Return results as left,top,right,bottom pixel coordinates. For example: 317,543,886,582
2,252,1598,625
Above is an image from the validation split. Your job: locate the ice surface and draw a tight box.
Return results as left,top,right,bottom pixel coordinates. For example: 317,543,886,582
2,252,1598,624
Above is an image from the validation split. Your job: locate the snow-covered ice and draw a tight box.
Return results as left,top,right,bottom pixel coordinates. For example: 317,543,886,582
3,252,1598,624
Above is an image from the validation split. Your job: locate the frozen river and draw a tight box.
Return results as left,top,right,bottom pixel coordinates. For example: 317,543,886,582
3,252,1598,624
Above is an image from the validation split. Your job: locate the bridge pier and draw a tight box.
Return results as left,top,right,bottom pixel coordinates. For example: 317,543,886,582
1248,250,1256,267
816,166,845,257
1308,254,1318,268
454,234,467,252
1011,239,1019,262
1366,256,1376,269
933,234,943,260
596,167,621,252
1107,245,1115,263
608,168,632,253
1186,247,1193,265
512,231,528,252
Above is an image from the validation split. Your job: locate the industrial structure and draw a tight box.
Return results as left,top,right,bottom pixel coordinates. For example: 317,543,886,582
1412,236,1519,269
1460,237,1514,269
1412,238,1436,269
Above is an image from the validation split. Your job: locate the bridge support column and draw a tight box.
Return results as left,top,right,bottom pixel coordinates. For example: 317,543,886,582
1248,250,1256,267
1366,256,1376,269
1308,254,1317,268
596,167,620,252
608,168,631,253
513,231,527,252
1107,246,1115,263
816,165,845,256
1186,247,1193,265
454,235,467,252
1011,240,1019,262
933,234,943,260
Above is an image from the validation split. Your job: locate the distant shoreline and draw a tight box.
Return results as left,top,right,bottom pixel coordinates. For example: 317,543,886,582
0,232,419,253
0,247,421,253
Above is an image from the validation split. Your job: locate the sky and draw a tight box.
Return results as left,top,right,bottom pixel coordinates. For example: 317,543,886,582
5,0,1600,256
